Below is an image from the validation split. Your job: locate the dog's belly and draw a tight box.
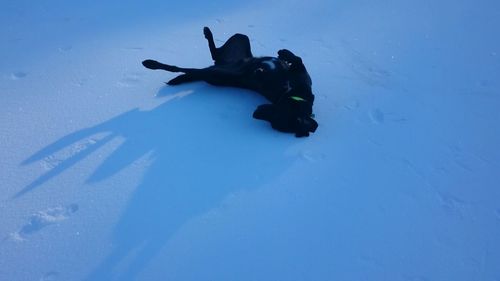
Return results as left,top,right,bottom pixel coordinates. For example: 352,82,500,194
215,57,289,102
205,57,291,103
248,58,291,102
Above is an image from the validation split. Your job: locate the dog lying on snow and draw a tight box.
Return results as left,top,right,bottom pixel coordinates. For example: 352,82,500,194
142,27,318,137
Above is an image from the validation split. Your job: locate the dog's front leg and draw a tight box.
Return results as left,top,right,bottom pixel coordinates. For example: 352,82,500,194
167,74,198,85
167,68,231,86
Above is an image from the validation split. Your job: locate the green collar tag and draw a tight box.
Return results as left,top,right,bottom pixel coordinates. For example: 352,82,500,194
290,96,306,102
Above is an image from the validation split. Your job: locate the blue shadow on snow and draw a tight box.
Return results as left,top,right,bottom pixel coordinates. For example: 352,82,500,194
20,83,296,280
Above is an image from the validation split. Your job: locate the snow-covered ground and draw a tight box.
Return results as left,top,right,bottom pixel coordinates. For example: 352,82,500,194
1,0,500,280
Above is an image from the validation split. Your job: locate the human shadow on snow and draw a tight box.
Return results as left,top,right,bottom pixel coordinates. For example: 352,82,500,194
19,83,296,280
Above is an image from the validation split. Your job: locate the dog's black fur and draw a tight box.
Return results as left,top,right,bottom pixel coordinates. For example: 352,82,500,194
142,27,318,137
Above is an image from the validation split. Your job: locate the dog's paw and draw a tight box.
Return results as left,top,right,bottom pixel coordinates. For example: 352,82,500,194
142,59,161,70
295,131,310,137
203,27,213,40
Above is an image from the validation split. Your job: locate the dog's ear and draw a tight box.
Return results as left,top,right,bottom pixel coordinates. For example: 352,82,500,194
253,104,276,121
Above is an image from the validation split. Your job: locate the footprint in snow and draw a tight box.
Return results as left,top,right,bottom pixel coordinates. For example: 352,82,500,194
41,138,98,171
117,73,143,87
10,72,27,80
299,150,326,163
369,109,408,124
40,271,59,281
403,275,430,281
123,47,144,51
9,204,79,241
437,193,468,219
369,108,385,124
58,46,72,52
343,99,359,111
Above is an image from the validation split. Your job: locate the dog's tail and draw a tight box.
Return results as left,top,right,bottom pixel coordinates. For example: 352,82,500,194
142,60,197,73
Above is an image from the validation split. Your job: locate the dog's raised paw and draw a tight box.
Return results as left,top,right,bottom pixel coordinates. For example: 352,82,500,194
142,59,161,70
203,27,213,40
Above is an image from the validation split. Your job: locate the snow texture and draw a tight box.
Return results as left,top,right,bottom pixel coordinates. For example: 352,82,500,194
1,0,499,280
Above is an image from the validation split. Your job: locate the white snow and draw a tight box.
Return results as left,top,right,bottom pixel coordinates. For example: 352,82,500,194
1,0,500,280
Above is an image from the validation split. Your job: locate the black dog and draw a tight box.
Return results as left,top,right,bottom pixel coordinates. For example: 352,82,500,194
142,27,318,137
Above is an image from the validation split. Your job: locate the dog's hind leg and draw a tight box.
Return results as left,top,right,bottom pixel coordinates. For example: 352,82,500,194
203,27,253,65
167,68,239,86
142,60,198,73
204,27,218,61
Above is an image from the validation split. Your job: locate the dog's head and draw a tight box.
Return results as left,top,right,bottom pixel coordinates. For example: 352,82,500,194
253,96,318,137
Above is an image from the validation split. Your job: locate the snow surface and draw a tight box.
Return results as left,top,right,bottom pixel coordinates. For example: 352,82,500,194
1,0,500,280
